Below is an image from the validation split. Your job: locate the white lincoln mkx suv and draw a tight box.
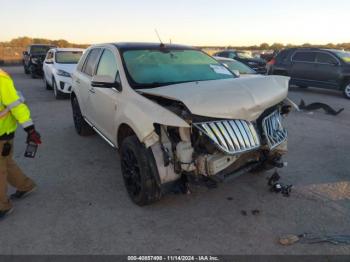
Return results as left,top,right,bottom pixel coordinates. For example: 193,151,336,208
71,42,291,206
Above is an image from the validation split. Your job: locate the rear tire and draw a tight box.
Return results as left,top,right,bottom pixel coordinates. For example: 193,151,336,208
24,66,29,74
343,82,350,99
71,96,95,136
120,136,161,206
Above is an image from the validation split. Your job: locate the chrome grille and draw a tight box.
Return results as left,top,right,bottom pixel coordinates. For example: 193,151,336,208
262,110,287,149
193,120,260,155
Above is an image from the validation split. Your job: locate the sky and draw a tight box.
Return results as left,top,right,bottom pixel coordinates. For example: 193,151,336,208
1,0,349,46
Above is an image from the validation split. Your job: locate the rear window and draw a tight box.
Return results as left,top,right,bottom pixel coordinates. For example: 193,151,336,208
292,52,316,62
30,46,53,54
316,52,338,64
332,50,350,63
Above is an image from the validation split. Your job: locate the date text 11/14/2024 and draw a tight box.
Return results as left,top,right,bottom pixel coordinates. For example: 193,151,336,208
127,255,220,261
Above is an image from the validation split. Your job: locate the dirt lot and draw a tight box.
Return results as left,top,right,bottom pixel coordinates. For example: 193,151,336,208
0,66,349,255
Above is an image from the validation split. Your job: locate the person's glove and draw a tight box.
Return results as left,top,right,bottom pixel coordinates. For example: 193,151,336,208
25,126,42,145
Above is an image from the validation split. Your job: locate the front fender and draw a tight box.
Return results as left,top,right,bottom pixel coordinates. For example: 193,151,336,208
115,91,190,148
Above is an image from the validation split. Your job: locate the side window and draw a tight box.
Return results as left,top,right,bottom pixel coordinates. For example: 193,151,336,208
227,52,236,59
76,51,89,72
46,51,53,60
96,49,119,80
276,50,290,63
316,53,337,64
82,48,102,76
292,52,316,63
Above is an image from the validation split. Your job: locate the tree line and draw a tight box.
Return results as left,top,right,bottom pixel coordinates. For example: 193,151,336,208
0,37,89,49
1,37,350,51
200,42,350,51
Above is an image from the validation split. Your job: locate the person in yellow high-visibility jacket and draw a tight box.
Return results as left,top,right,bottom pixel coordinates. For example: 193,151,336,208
0,68,42,219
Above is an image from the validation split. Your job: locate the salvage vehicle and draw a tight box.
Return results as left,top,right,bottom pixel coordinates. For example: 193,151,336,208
43,48,84,99
213,50,267,74
71,43,291,206
23,44,56,78
214,56,257,77
268,48,350,99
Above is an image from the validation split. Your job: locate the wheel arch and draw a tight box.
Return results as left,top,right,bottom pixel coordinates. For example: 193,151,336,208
70,91,76,101
117,123,138,149
341,76,350,88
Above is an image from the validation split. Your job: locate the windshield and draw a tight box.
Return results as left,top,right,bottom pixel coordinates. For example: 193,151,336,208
333,50,350,63
236,51,254,59
122,49,234,88
30,46,52,54
220,60,256,74
55,51,83,64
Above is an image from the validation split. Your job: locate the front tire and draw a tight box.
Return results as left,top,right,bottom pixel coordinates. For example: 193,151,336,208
120,136,161,206
53,79,65,99
24,66,29,74
71,96,95,136
343,82,350,99
45,78,52,90
30,65,37,79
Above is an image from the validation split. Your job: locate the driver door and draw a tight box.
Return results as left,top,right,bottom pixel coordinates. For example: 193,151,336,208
88,48,120,142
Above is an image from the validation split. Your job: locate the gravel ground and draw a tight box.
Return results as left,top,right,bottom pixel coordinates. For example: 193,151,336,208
0,66,349,255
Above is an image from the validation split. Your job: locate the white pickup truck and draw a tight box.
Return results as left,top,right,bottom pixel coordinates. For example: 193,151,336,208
71,43,291,206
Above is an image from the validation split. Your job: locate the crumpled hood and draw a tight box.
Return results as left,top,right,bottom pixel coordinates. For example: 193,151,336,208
138,75,290,121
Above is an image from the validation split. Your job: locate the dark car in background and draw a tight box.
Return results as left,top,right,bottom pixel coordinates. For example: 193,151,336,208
268,48,350,99
213,50,267,74
23,44,56,78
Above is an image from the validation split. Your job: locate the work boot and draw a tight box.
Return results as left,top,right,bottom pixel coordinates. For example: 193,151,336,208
0,208,14,220
10,186,37,200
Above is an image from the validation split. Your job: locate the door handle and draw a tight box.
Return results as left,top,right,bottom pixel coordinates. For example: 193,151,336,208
75,79,80,84
89,88,96,94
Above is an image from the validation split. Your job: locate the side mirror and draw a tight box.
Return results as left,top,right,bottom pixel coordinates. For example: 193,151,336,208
23,51,28,56
233,70,240,77
91,75,121,91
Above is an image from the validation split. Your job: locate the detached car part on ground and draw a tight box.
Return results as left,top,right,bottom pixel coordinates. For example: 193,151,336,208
71,43,291,206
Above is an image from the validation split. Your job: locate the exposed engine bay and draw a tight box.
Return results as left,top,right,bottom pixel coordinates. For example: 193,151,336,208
144,94,291,186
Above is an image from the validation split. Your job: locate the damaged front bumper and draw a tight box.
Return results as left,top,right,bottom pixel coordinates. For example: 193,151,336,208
150,109,289,186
